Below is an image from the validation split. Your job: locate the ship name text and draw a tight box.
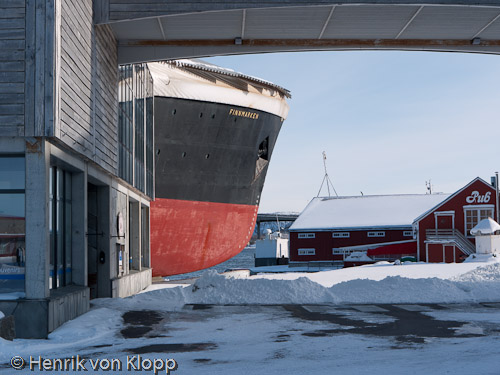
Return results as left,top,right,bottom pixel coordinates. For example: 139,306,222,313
229,108,259,120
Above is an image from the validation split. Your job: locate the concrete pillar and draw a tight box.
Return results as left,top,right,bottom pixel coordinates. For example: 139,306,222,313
129,200,140,271
97,186,111,297
25,138,50,299
71,170,87,286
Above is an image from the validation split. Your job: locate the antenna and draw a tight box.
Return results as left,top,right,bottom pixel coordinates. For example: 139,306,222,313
425,179,433,194
317,151,338,198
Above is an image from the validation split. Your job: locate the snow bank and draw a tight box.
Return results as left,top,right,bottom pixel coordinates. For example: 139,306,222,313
185,271,337,305
48,308,122,345
0,311,4,319
180,263,500,306
88,261,500,311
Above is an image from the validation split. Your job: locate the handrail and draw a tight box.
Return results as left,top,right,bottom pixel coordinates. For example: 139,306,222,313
425,228,475,255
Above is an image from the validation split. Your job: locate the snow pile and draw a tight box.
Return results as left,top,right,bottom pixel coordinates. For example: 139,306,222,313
251,261,491,287
0,311,4,319
186,270,336,305
178,262,500,306
453,262,500,282
49,307,122,344
463,253,499,263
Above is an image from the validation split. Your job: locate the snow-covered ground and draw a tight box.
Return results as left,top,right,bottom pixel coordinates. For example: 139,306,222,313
2,258,500,374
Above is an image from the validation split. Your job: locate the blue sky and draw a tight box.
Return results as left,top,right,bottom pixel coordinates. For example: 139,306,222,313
205,51,500,213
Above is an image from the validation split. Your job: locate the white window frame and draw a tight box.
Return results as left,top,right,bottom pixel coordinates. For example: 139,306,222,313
332,232,350,238
463,205,494,237
298,233,315,239
367,231,385,237
403,231,413,237
298,248,315,255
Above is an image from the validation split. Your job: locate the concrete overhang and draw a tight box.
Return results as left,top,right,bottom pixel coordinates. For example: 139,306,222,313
93,1,500,63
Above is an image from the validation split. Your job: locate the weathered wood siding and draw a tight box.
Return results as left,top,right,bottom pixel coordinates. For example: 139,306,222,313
58,0,118,174
0,0,25,136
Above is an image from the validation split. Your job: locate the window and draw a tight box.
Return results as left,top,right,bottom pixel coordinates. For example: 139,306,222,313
368,231,385,237
118,64,154,198
333,232,350,238
0,156,25,294
298,248,315,255
403,231,413,237
332,248,344,254
49,167,72,289
298,233,315,239
465,207,494,236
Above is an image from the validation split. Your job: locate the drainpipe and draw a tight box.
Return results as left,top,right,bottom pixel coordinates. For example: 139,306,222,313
496,172,499,223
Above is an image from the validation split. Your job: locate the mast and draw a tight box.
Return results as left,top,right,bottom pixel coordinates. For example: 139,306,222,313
317,151,338,198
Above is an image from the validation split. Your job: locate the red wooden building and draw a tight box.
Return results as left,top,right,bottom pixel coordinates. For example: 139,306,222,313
413,177,497,263
289,193,450,267
289,177,498,267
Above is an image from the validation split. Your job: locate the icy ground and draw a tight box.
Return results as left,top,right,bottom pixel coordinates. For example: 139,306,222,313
2,259,500,374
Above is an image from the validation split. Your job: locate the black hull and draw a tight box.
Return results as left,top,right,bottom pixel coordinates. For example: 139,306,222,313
154,96,283,206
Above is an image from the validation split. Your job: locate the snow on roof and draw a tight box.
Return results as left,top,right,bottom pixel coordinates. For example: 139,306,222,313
344,252,374,262
290,194,451,231
147,59,290,119
471,218,500,235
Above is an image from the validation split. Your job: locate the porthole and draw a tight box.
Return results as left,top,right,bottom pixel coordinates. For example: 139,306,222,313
205,154,210,159
182,152,187,158
199,112,203,118
156,149,161,155
172,109,177,115
211,114,216,119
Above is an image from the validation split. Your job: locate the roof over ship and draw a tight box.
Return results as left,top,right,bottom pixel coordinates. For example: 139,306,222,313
148,59,290,119
290,193,451,231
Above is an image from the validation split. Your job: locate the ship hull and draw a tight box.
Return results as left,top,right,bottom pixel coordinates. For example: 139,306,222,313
151,198,257,276
151,96,283,276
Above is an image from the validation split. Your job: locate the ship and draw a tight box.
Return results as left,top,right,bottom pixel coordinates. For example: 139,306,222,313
148,60,290,276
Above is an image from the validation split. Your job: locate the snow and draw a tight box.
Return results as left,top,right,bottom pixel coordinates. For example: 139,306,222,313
470,217,500,235
0,292,25,300
344,251,373,261
2,260,500,374
0,311,4,319
290,194,450,230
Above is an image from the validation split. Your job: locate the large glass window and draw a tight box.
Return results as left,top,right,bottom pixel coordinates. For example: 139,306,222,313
49,167,72,289
465,207,494,236
118,63,154,197
0,156,25,294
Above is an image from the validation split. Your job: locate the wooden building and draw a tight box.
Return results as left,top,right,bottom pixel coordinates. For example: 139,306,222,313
0,1,153,338
289,194,449,267
414,177,497,263
290,178,498,267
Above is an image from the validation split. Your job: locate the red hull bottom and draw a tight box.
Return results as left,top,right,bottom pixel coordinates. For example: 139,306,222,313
150,198,258,277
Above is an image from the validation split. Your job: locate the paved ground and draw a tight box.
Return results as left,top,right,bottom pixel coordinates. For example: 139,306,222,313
3,302,500,374
119,302,500,353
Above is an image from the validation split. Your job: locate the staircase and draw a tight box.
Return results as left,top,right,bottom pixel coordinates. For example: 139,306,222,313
425,229,475,256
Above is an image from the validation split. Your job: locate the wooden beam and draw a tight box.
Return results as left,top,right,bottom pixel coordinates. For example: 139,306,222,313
122,38,500,47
